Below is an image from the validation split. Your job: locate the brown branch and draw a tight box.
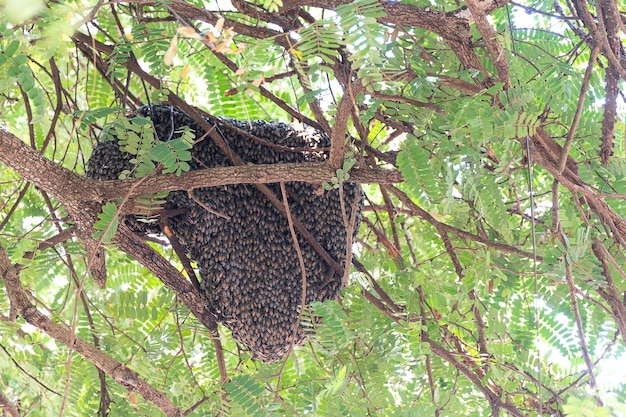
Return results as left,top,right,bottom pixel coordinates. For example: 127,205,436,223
159,210,201,292
361,217,402,261
290,59,333,135
43,57,65,153
563,261,602,404
433,74,484,95
0,244,183,417
369,91,445,115
572,0,626,80
380,186,402,258
113,226,229,389
0,342,60,395
422,332,525,417
0,127,107,287
275,182,307,387
0,129,98,205
425,355,440,417
464,0,510,86
329,81,364,169
526,130,626,246
17,228,75,268
361,289,403,324
388,186,540,260
114,226,214,333
351,258,405,314
551,170,602,404
206,49,323,130
102,163,401,203
558,43,600,172
437,227,489,358
0,182,30,232
591,239,626,346
0,387,20,417
0,105,400,207
597,0,621,164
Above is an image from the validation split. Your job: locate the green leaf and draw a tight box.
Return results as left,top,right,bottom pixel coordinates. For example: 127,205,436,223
92,202,119,242
397,139,445,205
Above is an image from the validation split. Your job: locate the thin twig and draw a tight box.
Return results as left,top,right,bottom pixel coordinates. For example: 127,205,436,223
275,182,307,390
557,43,600,173
388,186,540,261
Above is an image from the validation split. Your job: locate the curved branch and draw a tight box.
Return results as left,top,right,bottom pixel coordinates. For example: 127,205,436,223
0,129,107,287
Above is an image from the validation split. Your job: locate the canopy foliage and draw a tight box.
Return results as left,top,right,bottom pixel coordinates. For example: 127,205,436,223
0,0,625,416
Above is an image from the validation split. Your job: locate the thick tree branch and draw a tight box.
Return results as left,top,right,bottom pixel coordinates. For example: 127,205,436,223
0,128,97,205
464,0,510,86
572,0,626,80
329,81,365,169
597,0,622,164
0,128,107,287
1,117,401,209
100,163,402,202
526,130,626,246
114,226,229,389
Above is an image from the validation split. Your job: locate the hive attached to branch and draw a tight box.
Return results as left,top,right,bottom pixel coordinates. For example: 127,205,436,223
87,105,362,362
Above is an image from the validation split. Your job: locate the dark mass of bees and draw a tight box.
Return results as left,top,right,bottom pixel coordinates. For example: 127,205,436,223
87,105,362,362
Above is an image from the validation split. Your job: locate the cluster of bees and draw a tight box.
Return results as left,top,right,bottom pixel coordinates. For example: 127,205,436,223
87,105,362,362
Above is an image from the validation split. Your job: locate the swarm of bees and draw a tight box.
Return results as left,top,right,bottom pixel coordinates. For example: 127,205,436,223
87,105,362,362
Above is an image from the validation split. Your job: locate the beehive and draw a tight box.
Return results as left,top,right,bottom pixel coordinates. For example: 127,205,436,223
87,105,362,361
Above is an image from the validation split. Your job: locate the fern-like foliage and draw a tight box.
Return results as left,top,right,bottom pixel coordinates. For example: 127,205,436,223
93,202,119,242
225,374,272,416
336,0,386,90
296,21,342,68
397,138,446,206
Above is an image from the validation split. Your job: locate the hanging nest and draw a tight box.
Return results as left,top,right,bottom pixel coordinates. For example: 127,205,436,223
87,105,362,362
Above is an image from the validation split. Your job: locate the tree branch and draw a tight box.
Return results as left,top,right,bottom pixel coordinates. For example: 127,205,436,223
0,128,107,287
388,186,541,261
113,227,229,388
464,0,510,86
0,387,20,417
99,163,402,202
0,128,97,205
